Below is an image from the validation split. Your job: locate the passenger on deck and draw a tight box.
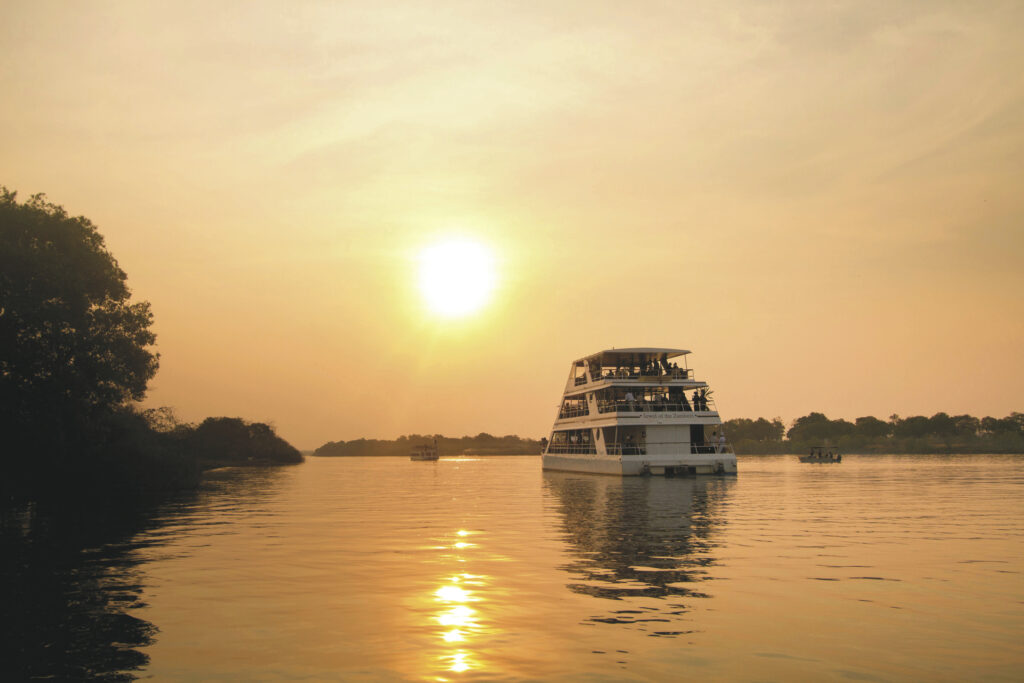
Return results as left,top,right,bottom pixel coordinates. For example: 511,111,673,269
692,390,701,411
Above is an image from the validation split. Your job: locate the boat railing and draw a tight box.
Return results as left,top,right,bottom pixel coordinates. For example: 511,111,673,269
573,375,588,386
595,399,718,414
591,368,693,382
691,442,732,454
546,444,597,454
605,443,647,455
606,441,731,455
558,406,589,419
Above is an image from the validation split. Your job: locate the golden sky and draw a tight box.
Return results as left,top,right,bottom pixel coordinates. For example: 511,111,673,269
3,1,1023,448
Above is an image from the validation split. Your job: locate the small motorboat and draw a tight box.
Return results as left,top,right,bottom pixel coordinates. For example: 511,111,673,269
799,446,841,463
410,439,439,461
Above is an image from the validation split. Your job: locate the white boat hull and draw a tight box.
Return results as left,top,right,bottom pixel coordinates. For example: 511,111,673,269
542,452,737,476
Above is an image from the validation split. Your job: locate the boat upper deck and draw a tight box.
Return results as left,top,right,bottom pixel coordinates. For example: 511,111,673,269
563,347,704,395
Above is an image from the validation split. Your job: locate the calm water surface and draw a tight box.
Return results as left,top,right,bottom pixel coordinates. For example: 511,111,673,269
5,455,1024,681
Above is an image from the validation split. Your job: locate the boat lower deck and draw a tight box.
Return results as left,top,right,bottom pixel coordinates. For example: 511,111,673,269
542,452,737,476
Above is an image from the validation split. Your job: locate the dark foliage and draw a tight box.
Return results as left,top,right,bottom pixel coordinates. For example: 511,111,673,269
723,417,785,443
730,411,1024,454
787,412,854,442
187,417,303,466
1,188,301,502
0,188,159,456
854,416,890,439
314,432,543,457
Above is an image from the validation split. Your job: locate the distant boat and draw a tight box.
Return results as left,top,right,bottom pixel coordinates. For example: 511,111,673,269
410,439,439,461
799,447,841,463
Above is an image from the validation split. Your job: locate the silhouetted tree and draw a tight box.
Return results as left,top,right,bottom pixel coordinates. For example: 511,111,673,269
854,416,890,439
952,415,980,437
1010,413,1024,434
981,414,1024,436
0,189,158,456
927,412,956,437
894,415,931,439
725,417,785,442
787,412,832,442
188,417,302,465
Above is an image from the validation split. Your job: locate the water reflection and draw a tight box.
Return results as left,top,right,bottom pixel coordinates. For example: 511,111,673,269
0,497,183,681
544,473,732,636
0,466,290,681
428,530,491,678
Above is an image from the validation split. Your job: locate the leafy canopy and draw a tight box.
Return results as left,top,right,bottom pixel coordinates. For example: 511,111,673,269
0,188,158,447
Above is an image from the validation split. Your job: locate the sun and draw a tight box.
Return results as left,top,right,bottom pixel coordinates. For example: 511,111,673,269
418,239,496,318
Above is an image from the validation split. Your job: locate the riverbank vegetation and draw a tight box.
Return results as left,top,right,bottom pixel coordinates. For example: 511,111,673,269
316,412,1023,459
725,412,1024,455
314,433,543,457
1,188,300,503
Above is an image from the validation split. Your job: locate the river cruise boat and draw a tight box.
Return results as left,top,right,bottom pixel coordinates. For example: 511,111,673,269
541,348,737,476
799,447,841,463
410,439,439,461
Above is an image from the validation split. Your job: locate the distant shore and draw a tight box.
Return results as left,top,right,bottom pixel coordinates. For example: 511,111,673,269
732,441,1024,456
312,411,1024,458
311,452,539,457
313,434,542,458
309,439,1024,458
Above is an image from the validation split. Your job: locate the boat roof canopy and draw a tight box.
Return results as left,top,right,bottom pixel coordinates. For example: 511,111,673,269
582,348,690,364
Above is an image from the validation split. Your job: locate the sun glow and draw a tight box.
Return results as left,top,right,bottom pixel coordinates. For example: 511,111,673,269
435,585,471,602
418,240,496,318
442,629,465,643
438,605,475,627
449,651,471,673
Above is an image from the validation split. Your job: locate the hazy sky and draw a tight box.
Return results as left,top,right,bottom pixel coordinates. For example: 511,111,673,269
3,1,1022,448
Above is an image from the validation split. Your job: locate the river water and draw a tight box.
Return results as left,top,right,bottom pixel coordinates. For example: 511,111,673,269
3,454,1023,681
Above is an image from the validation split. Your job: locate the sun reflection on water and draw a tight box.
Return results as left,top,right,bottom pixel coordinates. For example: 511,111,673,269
442,629,464,643
448,651,471,673
429,530,490,676
437,604,475,627
435,585,471,602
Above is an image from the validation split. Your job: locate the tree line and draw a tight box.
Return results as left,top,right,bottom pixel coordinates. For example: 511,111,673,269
315,412,1024,459
1,189,301,502
725,412,1024,454
314,432,543,457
